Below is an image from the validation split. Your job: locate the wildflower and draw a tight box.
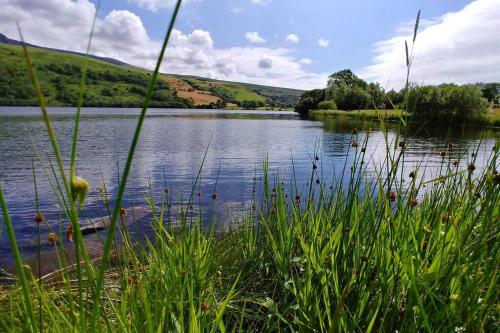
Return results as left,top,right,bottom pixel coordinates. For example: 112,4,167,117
409,171,416,179
410,198,418,207
399,140,406,148
34,212,45,223
48,232,57,245
450,294,459,302
440,150,446,157
351,140,359,148
468,163,476,173
120,208,127,217
389,191,397,202
65,225,73,242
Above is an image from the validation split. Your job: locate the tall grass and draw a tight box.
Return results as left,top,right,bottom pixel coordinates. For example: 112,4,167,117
0,4,499,333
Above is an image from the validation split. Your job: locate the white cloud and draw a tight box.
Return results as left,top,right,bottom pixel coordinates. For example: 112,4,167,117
0,0,327,89
285,33,299,43
299,58,313,65
359,0,500,89
245,31,266,43
251,0,271,4
128,0,200,12
318,38,329,47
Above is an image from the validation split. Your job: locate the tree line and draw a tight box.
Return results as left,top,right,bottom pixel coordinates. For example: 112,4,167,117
295,69,498,124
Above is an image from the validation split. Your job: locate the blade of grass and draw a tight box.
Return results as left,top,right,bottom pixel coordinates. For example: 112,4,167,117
90,1,183,330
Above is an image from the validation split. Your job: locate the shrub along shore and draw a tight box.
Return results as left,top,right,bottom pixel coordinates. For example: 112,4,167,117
310,108,500,127
295,69,500,127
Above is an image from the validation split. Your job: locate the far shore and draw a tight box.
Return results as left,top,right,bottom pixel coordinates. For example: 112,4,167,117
310,108,500,128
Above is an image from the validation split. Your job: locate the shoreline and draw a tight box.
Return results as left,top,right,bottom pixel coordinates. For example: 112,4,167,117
310,108,500,128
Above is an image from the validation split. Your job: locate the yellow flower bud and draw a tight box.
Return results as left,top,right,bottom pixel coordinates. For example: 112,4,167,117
71,176,89,207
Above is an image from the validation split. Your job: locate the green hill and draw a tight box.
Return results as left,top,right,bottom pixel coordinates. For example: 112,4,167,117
0,40,303,109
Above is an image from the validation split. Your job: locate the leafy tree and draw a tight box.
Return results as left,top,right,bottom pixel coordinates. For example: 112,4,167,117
406,84,488,123
327,69,367,89
386,89,405,108
366,82,386,109
481,83,498,102
330,84,371,111
294,89,326,114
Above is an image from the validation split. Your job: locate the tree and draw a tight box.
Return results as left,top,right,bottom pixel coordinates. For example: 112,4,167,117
481,83,498,103
294,89,326,114
406,84,488,123
330,84,371,111
366,82,386,109
327,69,367,89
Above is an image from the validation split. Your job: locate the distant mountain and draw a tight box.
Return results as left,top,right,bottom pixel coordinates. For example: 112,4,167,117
0,34,303,108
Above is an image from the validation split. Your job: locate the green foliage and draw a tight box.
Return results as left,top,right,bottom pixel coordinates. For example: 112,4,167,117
386,89,405,107
325,70,382,110
0,44,196,108
327,69,367,88
327,83,372,110
479,83,499,103
294,88,326,114
317,100,337,110
406,84,489,123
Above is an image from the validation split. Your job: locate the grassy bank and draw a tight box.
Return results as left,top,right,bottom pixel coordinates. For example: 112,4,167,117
311,108,500,127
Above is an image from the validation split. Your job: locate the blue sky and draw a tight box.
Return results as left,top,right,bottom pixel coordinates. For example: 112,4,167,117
1,0,499,89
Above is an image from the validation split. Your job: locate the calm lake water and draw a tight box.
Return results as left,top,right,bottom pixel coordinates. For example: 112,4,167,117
0,107,498,272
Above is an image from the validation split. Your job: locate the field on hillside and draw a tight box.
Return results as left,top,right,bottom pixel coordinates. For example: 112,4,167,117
0,44,192,108
0,43,303,109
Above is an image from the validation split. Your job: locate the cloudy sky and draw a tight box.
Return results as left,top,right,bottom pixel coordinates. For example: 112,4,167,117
1,0,499,90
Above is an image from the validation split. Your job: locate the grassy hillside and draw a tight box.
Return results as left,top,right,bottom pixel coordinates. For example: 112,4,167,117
0,42,303,109
180,75,302,108
0,43,193,108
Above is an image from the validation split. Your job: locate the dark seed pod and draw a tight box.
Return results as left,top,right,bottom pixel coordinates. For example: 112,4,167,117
34,212,45,223
468,164,476,173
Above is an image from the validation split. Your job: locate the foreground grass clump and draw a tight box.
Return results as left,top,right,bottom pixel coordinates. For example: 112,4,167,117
1,142,498,332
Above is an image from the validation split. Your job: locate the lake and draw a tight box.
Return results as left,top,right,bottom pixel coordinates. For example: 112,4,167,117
0,107,498,272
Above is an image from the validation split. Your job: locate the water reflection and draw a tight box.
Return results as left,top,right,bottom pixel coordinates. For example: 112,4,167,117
0,107,497,268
